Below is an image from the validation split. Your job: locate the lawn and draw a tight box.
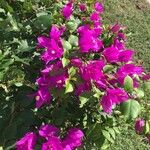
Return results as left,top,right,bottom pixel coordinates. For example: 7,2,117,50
104,0,150,149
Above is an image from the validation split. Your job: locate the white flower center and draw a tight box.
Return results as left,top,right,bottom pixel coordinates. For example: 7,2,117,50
35,96,40,101
57,80,62,84
51,50,55,54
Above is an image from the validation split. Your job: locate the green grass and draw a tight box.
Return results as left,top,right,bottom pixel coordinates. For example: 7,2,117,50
103,0,150,149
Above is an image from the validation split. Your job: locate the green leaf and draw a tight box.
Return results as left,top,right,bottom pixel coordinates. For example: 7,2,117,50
107,128,115,139
65,79,74,93
66,21,78,32
120,99,141,120
103,65,114,73
79,96,89,108
62,40,72,51
102,130,114,143
134,88,144,99
113,127,120,134
7,12,19,31
124,75,134,92
144,121,150,134
12,55,30,65
14,82,23,87
68,35,78,46
34,14,52,29
68,67,76,77
36,11,48,17
0,8,5,13
79,91,95,108
0,147,3,150
144,81,150,93
62,57,70,67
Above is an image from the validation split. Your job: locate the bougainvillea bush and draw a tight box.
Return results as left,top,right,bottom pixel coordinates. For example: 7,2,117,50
1,0,150,150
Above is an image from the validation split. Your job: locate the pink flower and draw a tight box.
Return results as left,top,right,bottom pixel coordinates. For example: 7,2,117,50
118,50,134,62
59,25,66,35
42,137,63,150
95,79,107,90
90,12,101,22
103,45,134,63
142,74,150,80
80,60,105,81
78,25,103,53
93,21,103,37
70,58,83,67
16,132,37,150
37,26,63,64
135,118,145,134
110,23,121,33
79,3,86,11
117,32,126,41
62,2,73,19
94,2,104,13
35,86,52,108
41,39,63,64
116,64,144,85
103,46,120,63
75,82,91,96
37,36,51,48
114,39,125,50
38,60,68,90
39,124,59,140
62,128,84,149
50,25,61,40
101,88,129,114
50,72,68,88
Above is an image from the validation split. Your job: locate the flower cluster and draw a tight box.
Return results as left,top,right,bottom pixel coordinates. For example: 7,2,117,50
16,124,84,150
35,0,148,114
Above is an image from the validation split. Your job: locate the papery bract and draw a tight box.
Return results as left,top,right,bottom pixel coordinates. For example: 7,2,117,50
117,64,144,86
101,88,129,114
42,137,63,150
90,12,101,22
39,124,59,140
62,2,73,19
103,46,119,63
16,132,37,150
94,2,104,13
79,3,86,11
142,74,150,80
78,25,103,53
75,82,91,96
50,25,61,40
135,118,145,134
110,23,121,33
118,50,134,62
80,60,105,81
70,58,83,67
62,128,84,149
37,36,51,48
41,39,63,64
35,86,52,108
